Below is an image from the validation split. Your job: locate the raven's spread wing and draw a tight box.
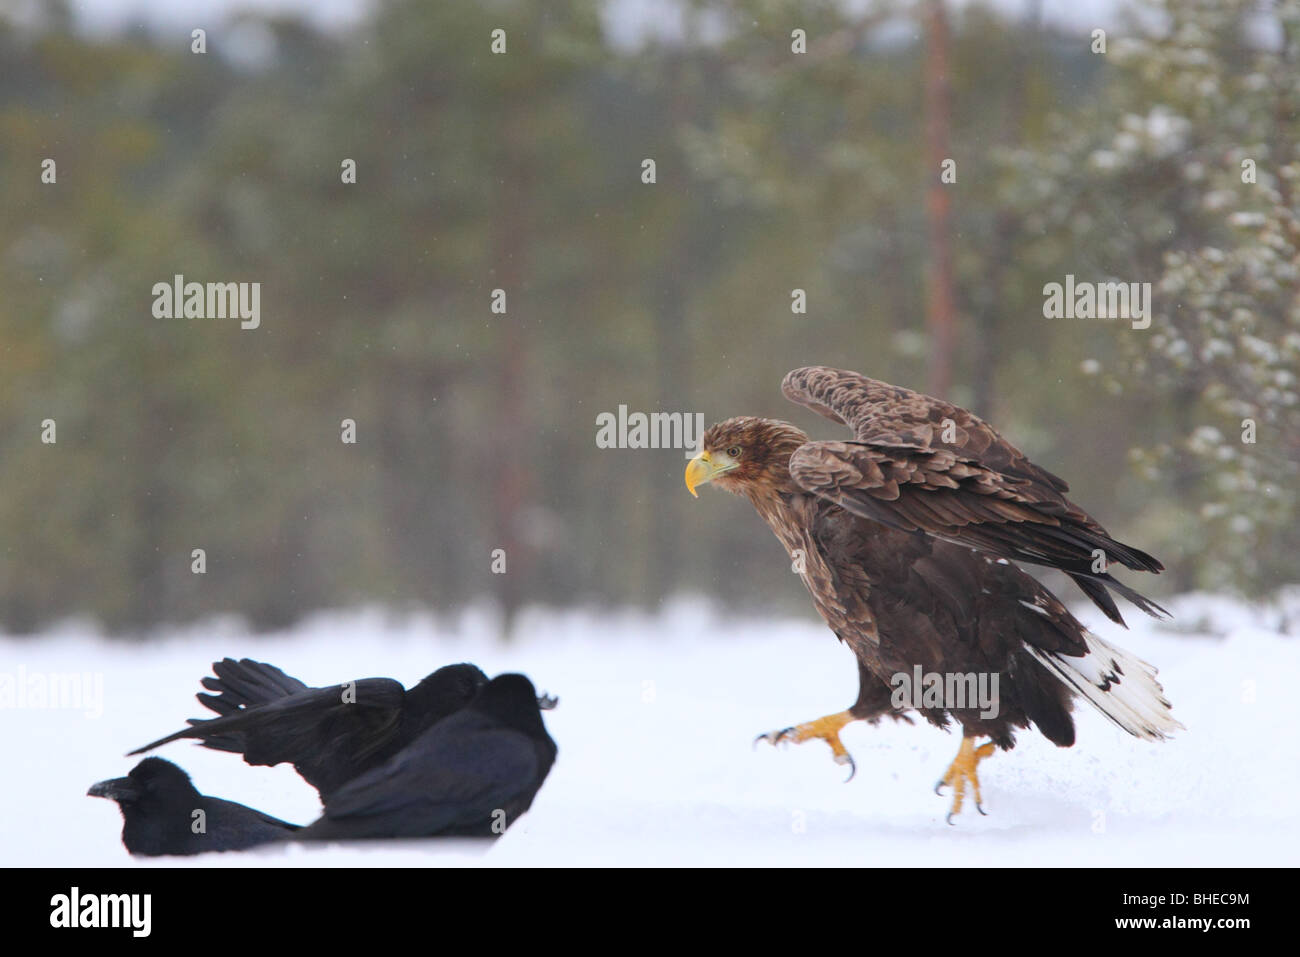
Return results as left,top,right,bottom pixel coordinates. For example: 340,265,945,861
782,366,1167,625
194,658,311,717
313,716,539,838
178,658,312,755
130,677,409,798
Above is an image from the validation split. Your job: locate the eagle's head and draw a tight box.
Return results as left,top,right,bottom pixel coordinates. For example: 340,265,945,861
685,416,808,499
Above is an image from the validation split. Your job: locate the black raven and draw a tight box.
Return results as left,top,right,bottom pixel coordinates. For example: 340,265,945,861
88,757,299,857
297,673,557,841
129,660,493,802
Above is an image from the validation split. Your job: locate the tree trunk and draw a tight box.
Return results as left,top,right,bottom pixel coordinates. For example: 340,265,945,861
923,0,956,399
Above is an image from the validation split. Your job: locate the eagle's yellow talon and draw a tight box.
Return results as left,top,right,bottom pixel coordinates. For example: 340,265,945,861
938,736,996,824
756,710,858,781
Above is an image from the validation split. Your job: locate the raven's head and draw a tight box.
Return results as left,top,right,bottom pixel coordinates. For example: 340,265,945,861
88,757,198,807
89,758,208,857
414,663,490,718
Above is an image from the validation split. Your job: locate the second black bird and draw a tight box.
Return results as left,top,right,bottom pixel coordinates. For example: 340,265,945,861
298,673,558,841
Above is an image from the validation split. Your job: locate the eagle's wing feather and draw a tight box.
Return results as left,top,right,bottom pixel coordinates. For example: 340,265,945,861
782,367,1167,625
783,366,1074,493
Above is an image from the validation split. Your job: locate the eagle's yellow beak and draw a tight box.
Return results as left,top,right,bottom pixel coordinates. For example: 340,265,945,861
685,451,714,498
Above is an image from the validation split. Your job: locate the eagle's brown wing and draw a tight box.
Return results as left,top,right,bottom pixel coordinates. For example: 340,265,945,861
782,366,1167,625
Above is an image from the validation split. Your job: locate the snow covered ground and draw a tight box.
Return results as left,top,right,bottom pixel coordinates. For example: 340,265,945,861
2,591,1297,867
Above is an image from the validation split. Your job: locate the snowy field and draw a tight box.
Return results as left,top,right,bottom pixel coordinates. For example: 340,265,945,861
2,592,1297,867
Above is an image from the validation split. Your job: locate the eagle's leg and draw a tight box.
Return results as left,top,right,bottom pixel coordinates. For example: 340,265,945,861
754,663,898,782
755,711,858,780
935,735,996,824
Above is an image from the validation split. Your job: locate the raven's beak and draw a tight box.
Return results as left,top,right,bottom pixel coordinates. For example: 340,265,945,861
537,694,559,711
685,451,714,498
88,776,139,802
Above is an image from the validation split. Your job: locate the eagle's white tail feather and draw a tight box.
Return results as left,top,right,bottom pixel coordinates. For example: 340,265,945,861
1026,631,1184,740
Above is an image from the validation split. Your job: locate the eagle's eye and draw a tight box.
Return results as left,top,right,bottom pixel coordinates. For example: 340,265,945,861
726,446,742,458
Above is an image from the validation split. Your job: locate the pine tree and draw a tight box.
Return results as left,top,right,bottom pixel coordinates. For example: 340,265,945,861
1001,0,1300,595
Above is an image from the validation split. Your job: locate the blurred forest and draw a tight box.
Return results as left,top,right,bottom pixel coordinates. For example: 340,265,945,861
0,0,1296,636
